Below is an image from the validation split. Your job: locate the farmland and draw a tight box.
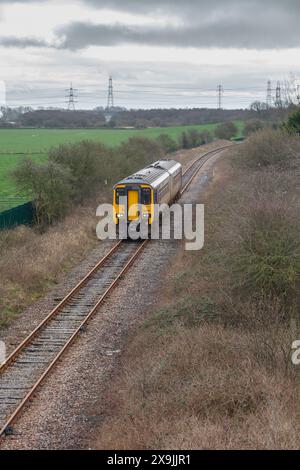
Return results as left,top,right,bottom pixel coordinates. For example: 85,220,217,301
0,122,243,210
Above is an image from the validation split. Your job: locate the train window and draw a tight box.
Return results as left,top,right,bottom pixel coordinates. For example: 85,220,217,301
116,188,126,204
141,188,151,205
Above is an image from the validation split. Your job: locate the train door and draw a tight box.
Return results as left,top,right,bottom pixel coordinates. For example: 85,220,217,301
128,190,139,221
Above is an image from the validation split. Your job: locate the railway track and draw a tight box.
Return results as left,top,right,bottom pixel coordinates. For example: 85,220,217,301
0,143,233,438
181,143,235,194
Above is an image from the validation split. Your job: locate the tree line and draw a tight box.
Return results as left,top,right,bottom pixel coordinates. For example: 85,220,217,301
0,106,270,129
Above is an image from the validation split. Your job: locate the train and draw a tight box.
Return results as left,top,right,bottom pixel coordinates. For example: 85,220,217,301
113,159,182,226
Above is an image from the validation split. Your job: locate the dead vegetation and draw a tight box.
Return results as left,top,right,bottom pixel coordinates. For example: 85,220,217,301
95,131,300,449
0,199,99,326
237,128,300,169
96,324,299,450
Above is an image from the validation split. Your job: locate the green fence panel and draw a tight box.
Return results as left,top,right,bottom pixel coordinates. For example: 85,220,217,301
0,202,35,231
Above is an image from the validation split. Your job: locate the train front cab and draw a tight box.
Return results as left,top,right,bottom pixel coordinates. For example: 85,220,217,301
113,184,154,225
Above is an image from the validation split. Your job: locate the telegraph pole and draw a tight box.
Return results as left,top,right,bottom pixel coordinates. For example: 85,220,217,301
66,83,78,111
217,85,223,110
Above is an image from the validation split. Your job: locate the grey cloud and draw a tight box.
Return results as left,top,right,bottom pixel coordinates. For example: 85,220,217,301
0,0,300,13
0,0,300,50
1,0,300,15
58,0,300,50
77,0,300,25
0,36,49,48
56,14,300,50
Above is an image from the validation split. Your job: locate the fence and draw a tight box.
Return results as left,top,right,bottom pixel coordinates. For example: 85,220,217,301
0,201,35,231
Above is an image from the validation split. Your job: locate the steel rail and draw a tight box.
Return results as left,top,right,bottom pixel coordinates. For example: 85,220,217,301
181,144,235,194
0,239,147,437
0,240,123,375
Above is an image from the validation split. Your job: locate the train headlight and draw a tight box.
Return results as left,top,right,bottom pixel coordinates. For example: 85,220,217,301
142,213,150,219
116,213,124,219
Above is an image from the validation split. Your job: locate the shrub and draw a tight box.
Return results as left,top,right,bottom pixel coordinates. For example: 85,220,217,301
187,129,201,147
244,119,265,137
177,129,213,149
13,158,73,227
198,130,213,144
222,169,300,307
117,137,163,174
156,134,178,153
179,131,189,149
238,129,300,169
49,141,111,201
284,107,300,134
232,201,300,301
215,121,238,140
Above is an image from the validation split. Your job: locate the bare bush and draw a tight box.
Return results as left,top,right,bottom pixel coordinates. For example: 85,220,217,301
13,158,73,227
117,137,163,176
49,141,111,200
215,121,238,140
239,129,300,168
284,106,300,134
156,134,178,153
244,119,266,136
219,170,300,312
96,324,299,450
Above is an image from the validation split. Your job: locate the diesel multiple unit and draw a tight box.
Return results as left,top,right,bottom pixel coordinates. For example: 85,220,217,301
113,160,182,225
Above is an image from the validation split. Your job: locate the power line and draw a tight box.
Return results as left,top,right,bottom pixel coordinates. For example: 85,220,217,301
122,83,266,91
6,80,290,110
8,84,268,100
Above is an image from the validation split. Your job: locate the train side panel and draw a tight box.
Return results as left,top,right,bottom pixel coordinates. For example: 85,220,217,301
169,164,182,201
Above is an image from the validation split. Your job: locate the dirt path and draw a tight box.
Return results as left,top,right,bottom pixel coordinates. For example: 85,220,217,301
0,143,233,450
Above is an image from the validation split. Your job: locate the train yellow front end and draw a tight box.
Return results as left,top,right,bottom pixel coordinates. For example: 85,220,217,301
113,184,154,225
113,159,182,229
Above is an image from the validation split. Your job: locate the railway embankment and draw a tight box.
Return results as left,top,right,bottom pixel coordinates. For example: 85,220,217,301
92,130,300,449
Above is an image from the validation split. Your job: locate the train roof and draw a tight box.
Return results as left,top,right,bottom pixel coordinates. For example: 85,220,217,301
114,159,182,188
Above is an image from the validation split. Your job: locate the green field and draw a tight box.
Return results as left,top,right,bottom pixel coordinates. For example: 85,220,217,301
0,123,231,152
0,122,244,210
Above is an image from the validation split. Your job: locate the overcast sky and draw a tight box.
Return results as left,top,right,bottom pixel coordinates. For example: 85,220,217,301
0,0,299,109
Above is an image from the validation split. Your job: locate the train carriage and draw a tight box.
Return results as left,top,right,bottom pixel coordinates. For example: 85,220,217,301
113,160,182,225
